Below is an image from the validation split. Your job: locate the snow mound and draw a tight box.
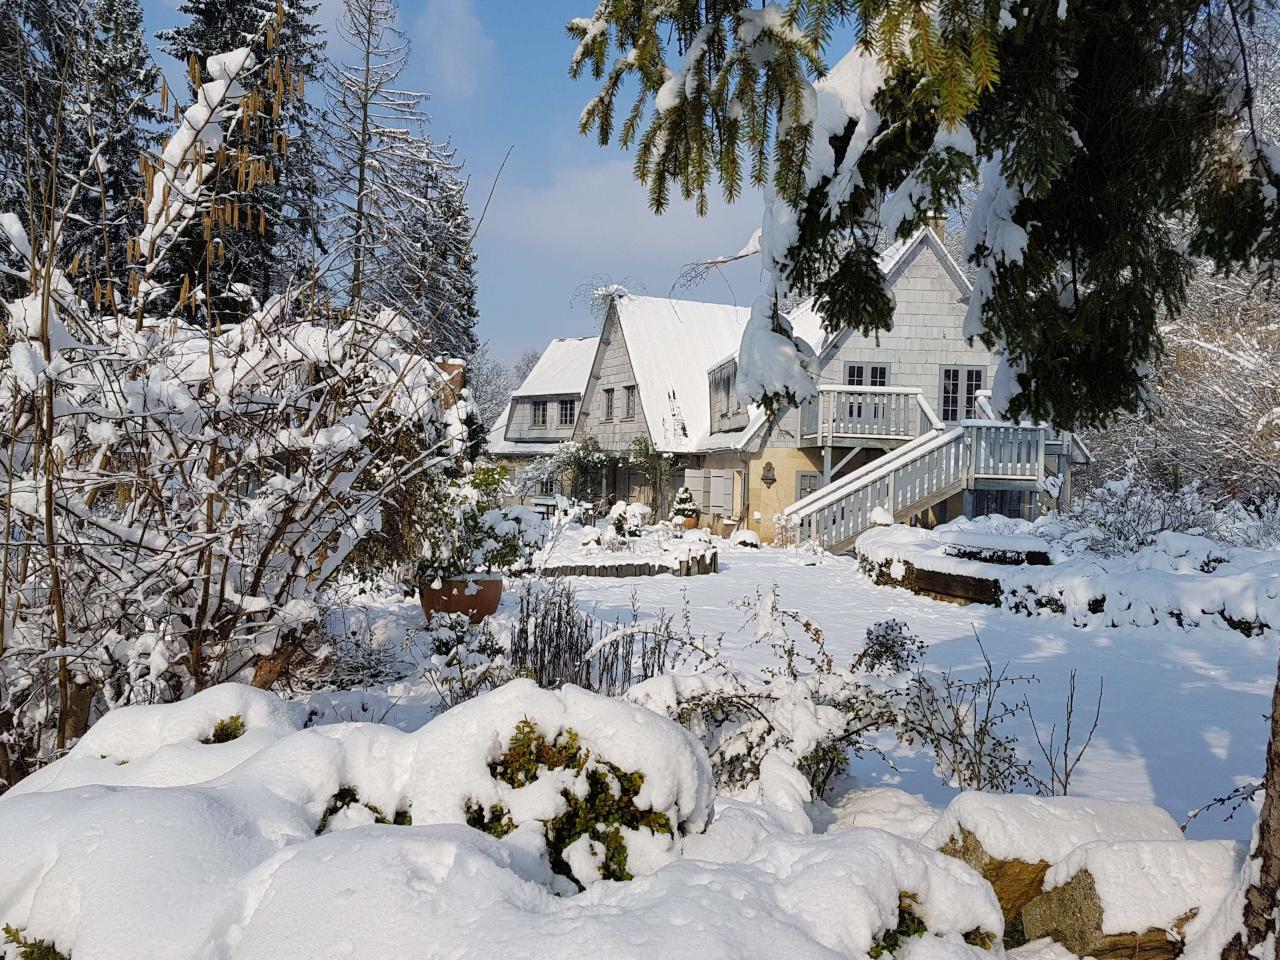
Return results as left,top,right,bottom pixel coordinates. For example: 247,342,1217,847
923,793,1183,864
5,683,308,797
0,683,1015,960
730,528,762,547
827,787,939,841
1043,839,1238,935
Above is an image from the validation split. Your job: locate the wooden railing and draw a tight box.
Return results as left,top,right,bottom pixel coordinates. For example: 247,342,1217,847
786,421,1046,551
800,386,941,445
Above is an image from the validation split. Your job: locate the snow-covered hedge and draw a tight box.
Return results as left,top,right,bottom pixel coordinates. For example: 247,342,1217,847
0,681,1021,960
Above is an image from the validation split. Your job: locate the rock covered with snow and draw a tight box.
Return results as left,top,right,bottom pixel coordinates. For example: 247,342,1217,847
925,793,1184,920
1023,839,1239,960
925,793,1184,866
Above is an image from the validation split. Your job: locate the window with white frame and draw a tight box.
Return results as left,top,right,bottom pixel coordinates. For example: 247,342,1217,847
603,388,614,421
531,400,548,428
623,384,636,419
559,398,576,426
940,366,985,421
846,363,889,419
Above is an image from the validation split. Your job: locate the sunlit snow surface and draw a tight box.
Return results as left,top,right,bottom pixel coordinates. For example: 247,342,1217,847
527,543,1272,844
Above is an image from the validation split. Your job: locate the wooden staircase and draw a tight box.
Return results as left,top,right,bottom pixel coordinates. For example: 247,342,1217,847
785,421,1047,553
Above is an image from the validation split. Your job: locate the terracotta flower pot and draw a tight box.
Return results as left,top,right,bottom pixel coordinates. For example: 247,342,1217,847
419,576,503,624
677,516,699,529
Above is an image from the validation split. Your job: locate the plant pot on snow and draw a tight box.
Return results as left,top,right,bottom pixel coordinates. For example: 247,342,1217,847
419,576,503,624
678,516,699,530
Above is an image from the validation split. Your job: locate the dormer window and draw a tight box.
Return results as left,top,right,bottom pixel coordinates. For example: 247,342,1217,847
559,399,576,426
531,400,548,428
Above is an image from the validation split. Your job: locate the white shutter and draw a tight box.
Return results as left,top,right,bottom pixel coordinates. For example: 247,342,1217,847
683,469,711,513
709,470,733,515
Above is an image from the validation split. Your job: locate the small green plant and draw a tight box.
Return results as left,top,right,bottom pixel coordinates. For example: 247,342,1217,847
465,719,673,889
867,894,996,959
201,715,246,744
3,924,70,960
869,893,930,958
315,786,412,835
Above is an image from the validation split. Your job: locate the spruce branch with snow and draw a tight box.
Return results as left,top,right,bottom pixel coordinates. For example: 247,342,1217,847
568,1,1280,431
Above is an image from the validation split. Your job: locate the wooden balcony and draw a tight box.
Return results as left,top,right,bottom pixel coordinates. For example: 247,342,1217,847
799,386,943,448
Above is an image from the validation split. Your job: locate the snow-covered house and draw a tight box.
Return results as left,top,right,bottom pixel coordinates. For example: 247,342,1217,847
488,336,598,493
568,226,1091,545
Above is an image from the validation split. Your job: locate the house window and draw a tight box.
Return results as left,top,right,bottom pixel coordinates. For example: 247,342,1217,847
846,363,888,387
539,474,556,496
603,388,614,421
846,363,889,419
623,385,636,419
965,368,984,418
796,471,822,501
531,400,548,428
558,398,576,426
940,366,985,422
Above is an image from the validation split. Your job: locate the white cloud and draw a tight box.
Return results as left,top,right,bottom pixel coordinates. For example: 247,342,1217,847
412,0,496,100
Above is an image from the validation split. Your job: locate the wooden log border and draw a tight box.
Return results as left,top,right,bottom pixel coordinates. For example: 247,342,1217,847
538,550,719,580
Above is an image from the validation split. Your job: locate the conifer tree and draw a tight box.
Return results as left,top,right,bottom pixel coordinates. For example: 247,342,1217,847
64,0,164,302
323,0,479,355
157,0,326,317
567,0,1279,432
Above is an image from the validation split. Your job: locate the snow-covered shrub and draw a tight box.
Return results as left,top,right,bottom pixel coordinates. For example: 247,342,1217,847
422,612,517,708
730,528,761,548
416,471,545,586
671,486,700,521
0,47,473,787
1057,471,1229,556
464,719,676,889
631,588,1035,801
315,784,414,834
608,500,649,538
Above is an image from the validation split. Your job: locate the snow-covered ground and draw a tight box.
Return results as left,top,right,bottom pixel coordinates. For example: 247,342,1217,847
529,542,1273,844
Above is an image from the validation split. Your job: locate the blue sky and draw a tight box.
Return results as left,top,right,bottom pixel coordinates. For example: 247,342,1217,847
143,0,766,364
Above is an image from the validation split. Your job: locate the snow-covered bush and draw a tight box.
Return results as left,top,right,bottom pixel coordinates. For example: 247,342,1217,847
0,44,479,788
608,500,649,538
671,486,700,521
416,471,544,586
1056,471,1229,556
631,588,1040,804
422,612,517,708
464,718,679,889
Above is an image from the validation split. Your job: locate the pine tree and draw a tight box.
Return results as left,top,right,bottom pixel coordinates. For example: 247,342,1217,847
157,0,326,318
323,0,478,354
62,0,163,305
0,0,82,301
566,0,1278,432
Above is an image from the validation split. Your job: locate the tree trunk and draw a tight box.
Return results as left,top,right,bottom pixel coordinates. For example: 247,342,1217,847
1222,650,1280,960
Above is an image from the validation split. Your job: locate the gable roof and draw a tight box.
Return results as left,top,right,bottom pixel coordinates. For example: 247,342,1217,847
787,227,971,356
512,336,599,398
611,294,750,452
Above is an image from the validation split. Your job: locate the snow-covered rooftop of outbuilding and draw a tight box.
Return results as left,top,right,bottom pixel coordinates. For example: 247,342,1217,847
613,294,750,452
511,336,598,398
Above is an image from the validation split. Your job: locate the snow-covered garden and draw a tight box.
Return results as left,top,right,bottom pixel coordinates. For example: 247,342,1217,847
4,0,1280,957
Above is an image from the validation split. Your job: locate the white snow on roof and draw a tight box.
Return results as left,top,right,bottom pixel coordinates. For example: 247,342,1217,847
512,336,598,398
485,402,562,457
613,295,750,452
787,228,969,359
